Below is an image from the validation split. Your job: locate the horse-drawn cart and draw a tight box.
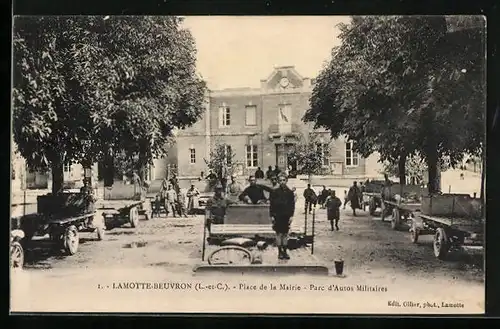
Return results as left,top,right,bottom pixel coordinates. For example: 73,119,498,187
13,192,103,255
99,182,151,230
409,194,484,260
193,202,329,276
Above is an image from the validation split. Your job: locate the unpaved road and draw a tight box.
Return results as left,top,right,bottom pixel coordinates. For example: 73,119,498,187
11,202,484,314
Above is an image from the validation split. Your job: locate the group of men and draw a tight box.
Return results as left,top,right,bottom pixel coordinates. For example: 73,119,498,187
205,174,296,260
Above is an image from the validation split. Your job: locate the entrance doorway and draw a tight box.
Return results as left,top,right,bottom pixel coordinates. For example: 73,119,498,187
275,143,297,173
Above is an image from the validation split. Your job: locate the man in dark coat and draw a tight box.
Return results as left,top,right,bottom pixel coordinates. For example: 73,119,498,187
266,166,274,180
303,184,317,214
255,167,265,179
347,181,362,216
326,190,342,231
239,176,271,204
270,174,296,260
318,185,329,209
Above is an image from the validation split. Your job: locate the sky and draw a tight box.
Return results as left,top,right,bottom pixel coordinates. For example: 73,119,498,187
182,16,351,90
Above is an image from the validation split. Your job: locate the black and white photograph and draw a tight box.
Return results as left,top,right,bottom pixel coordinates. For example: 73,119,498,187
10,15,485,314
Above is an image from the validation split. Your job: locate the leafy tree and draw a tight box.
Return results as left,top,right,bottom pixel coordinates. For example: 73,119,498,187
13,16,206,194
287,136,324,182
204,142,236,191
305,16,485,194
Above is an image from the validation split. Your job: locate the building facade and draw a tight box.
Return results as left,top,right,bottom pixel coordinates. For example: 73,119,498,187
173,66,381,179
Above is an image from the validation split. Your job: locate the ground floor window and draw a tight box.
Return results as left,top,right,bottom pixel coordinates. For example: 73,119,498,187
316,143,330,166
246,145,258,168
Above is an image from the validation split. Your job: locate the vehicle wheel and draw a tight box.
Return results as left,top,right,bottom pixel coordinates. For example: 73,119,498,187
410,221,419,244
391,208,400,230
11,241,24,269
434,228,450,260
369,198,376,215
64,225,79,255
129,207,139,228
207,246,254,265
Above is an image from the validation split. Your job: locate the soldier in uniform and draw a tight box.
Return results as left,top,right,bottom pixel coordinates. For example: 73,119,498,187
205,183,233,231
227,175,243,197
269,174,296,260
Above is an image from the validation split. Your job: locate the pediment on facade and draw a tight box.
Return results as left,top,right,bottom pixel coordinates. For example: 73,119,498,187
261,66,307,91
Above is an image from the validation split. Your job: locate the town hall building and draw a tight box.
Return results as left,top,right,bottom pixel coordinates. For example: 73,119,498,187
170,66,381,180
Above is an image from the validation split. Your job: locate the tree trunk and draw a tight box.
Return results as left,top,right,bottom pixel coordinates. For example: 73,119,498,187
398,155,407,186
103,148,114,187
51,160,64,194
425,147,440,195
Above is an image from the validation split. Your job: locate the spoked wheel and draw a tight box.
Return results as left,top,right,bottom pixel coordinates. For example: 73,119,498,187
64,225,79,255
434,228,450,260
391,208,400,230
10,241,24,269
207,246,254,265
129,207,139,228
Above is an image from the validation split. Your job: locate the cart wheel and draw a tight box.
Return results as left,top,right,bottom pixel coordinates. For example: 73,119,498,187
369,198,376,216
391,208,400,230
129,207,139,228
434,228,450,260
410,221,419,244
207,246,254,265
10,241,24,269
64,225,79,255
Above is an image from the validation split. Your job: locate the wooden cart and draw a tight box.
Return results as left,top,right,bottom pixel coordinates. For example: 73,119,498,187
99,183,151,230
194,202,329,275
409,194,484,260
13,192,103,255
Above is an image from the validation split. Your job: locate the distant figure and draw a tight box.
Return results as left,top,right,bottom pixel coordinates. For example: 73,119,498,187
80,178,94,196
303,184,317,214
291,187,298,202
343,190,348,209
347,181,362,216
205,183,234,228
165,185,177,217
227,175,243,197
273,165,281,177
152,194,162,218
266,166,274,180
460,172,465,180
176,188,188,218
239,176,271,204
326,190,342,231
255,167,265,179
358,182,365,208
269,174,296,260
186,184,200,215
318,185,329,209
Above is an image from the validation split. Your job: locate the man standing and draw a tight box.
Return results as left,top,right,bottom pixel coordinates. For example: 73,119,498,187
266,166,274,180
303,184,317,214
239,176,271,204
165,185,177,217
227,175,243,197
347,181,362,216
318,185,329,209
326,190,342,231
186,184,200,215
270,174,296,260
205,183,233,230
255,167,265,179
273,165,281,177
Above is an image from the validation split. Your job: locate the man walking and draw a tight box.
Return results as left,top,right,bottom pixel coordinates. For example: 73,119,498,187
270,174,296,260
326,190,342,231
303,184,317,214
347,181,362,216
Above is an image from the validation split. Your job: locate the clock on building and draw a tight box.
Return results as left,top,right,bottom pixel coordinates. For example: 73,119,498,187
279,77,289,88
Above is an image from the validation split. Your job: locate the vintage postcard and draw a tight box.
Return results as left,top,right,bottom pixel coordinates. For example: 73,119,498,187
10,15,485,314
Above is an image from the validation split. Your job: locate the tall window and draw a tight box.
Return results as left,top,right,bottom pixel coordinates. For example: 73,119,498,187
64,163,72,173
245,105,257,126
246,145,258,168
219,105,230,127
189,148,196,164
316,143,330,166
224,144,232,166
345,141,359,167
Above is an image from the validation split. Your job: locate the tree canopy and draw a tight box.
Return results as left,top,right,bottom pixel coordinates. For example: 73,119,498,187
13,16,206,193
304,16,485,193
